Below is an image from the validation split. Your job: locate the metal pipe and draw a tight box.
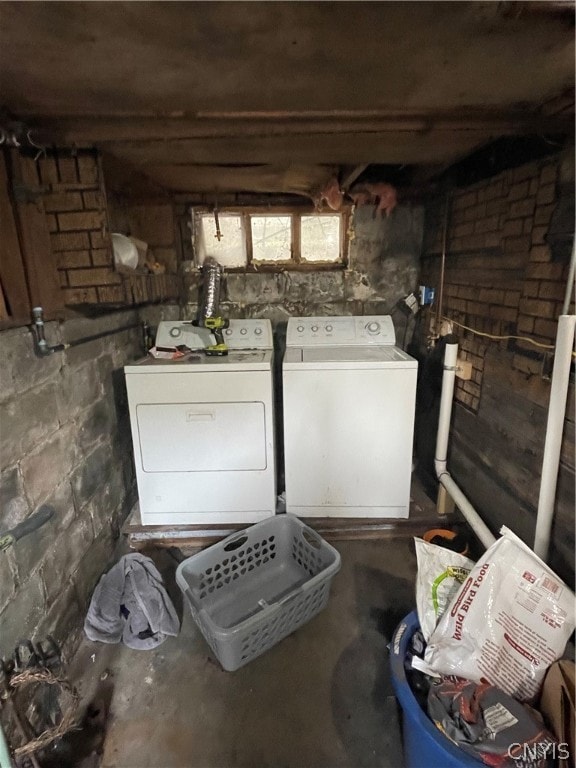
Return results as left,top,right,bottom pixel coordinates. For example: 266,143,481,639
31,306,55,356
31,307,142,358
65,324,142,349
561,236,576,315
435,193,451,335
434,338,497,549
534,314,576,560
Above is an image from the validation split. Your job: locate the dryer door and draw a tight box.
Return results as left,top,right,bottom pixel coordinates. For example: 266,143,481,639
136,401,267,472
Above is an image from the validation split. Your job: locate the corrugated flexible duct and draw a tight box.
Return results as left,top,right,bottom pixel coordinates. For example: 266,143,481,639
198,256,223,324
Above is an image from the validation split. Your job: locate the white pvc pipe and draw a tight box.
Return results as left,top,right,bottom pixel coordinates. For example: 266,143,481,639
534,314,576,561
435,339,497,549
561,237,576,316
0,722,12,768
435,340,458,469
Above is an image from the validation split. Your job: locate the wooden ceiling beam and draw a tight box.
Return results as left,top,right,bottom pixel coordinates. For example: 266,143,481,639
340,165,369,191
31,110,574,145
139,164,338,195
103,132,488,167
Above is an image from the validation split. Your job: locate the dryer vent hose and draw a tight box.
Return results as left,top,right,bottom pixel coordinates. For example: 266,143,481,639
198,257,223,324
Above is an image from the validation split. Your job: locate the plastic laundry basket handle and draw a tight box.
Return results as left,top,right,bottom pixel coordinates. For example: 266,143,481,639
302,528,321,549
223,534,248,552
278,586,304,606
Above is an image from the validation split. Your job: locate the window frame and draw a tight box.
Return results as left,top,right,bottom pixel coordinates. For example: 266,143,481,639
192,206,350,272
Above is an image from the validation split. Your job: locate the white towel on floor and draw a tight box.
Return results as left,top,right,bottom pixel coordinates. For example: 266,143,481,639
84,553,180,650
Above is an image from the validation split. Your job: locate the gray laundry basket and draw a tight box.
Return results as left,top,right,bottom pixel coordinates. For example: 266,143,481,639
176,514,341,671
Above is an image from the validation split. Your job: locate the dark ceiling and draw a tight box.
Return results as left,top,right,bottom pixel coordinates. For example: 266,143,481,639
0,1,574,197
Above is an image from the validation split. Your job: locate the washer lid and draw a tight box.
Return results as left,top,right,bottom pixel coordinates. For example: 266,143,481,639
284,345,417,369
125,349,273,373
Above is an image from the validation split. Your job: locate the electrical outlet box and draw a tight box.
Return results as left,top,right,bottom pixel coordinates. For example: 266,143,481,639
456,358,473,380
419,285,435,305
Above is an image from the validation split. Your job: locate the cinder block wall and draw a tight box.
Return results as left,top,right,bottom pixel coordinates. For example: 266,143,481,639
0,312,144,658
420,151,575,585
180,204,424,322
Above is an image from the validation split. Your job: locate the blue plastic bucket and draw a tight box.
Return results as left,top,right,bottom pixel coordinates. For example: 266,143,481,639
389,611,484,768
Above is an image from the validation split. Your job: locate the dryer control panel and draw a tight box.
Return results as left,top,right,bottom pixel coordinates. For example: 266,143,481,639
156,319,273,349
286,316,395,346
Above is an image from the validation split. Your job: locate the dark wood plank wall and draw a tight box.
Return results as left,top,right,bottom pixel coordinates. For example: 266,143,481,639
0,153,31,324
420,150,575,586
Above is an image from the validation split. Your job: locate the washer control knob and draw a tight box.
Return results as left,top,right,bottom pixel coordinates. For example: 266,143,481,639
254,327,263,335
225,328,233,336
240,328,248,335
366,321,381,334
325,324,333,332
311,325,319,332
169,327,182,338
297,325,305,332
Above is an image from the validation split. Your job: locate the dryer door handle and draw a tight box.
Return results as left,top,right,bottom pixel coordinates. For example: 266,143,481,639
186,410,215,422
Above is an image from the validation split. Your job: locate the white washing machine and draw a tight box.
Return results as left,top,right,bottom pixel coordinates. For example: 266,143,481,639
125,319,276,525
283,316,417,518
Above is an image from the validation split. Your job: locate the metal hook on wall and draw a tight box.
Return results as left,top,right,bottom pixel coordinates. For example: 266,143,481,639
213,197,223,242
26,130,46,162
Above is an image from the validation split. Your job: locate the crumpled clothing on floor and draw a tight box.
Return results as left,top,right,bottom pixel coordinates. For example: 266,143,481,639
84,552,180,650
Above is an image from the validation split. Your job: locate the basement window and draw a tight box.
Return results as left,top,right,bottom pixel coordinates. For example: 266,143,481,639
194,210,346,270
251,215,292,262
300,215,341,262
197,213,247,268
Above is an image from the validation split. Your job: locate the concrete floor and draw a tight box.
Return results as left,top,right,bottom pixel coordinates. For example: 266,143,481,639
63,537,419,768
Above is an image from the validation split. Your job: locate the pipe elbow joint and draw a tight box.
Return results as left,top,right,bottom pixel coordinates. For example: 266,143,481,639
435,458,448,479
35,339,54,357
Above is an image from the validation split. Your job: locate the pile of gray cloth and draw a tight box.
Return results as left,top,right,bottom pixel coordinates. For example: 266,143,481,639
84,553,180,650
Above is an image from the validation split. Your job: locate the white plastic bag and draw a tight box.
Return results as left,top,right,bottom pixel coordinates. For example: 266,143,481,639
424,526,575,702
414,537,474,642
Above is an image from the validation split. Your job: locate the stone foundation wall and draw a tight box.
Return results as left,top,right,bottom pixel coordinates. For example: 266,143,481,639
182,204,424,324
0,310,145,658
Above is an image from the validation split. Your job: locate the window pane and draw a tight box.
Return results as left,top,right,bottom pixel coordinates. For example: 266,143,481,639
197,214,246,268
301,215,341,262
251,215,292,262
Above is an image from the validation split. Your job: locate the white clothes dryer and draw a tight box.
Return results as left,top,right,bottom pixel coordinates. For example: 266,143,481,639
125,319,276,525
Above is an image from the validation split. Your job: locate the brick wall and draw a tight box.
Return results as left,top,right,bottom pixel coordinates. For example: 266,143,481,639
108,200,180,274
16,149,180,309
421,154,573,412
419,151,574,583
107,197,182,305
0,312,143,658
39,150,125,305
